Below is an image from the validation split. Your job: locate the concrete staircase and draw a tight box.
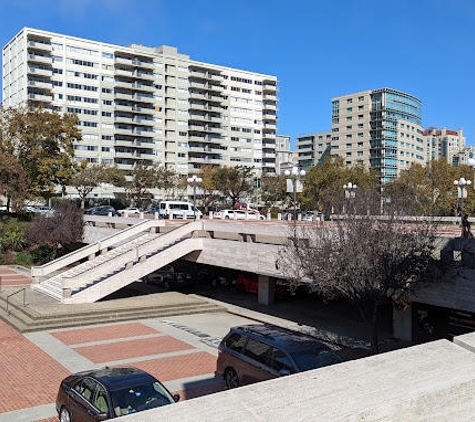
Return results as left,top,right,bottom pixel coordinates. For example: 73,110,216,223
0,289,226,333
31,220,203,304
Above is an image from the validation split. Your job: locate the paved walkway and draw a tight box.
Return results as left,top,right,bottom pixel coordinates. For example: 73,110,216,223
0,266,406,422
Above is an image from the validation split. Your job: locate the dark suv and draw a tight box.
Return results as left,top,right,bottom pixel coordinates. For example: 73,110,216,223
216,324,342,389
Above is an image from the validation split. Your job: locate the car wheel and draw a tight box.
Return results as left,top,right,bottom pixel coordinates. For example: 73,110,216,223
225,215,230,219
59,407,71,422
225,367,240,389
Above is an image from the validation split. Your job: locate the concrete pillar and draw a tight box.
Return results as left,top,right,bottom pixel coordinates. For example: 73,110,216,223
258,275,275,305
393,302,412,341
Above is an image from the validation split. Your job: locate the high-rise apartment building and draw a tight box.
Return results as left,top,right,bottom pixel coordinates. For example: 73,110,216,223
424,127,465,165
2,28,278,198
297,88,426,184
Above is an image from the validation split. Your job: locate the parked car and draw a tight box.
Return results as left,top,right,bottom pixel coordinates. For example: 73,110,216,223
216,324,342,389
56,366,179,421
27,206,55,215
84,206,118,216
143,265,193,291
117,207,141,216
302,211,323,222
214,209,266,220
235,273,258,293
157,201,202,219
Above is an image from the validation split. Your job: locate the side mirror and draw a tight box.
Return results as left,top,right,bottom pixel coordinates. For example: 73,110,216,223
173,393,180,402
279,369,291,377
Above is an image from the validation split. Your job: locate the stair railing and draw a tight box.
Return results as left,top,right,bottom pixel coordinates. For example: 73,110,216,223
6,287,28,316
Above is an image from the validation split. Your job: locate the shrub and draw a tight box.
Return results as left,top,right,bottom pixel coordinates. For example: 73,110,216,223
15,252,33,267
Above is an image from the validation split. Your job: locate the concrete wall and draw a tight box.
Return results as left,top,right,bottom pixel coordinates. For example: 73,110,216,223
120,335,475,421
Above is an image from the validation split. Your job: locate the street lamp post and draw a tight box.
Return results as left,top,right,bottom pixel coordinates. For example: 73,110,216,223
343,182,357,214
454,177,471,227
187,175,202,220
468,158,475,188
343,182,357,199
284,167,306,220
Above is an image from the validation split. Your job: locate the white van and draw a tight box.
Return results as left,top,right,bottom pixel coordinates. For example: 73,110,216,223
158,201,202,219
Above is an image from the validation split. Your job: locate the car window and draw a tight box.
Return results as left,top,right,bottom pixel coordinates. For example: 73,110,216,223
74,378,97,402
224,333,247,352
269,348,294,373
93,384,109,413
243,338,271,365
290,347,342,371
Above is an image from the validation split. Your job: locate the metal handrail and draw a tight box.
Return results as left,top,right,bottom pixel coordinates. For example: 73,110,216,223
6,288,27,316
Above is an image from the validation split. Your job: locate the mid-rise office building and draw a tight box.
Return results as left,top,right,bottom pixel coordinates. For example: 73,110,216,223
297,88,426,184
2,28,278,198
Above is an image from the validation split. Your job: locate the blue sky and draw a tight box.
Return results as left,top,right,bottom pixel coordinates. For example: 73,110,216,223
1,0,474,147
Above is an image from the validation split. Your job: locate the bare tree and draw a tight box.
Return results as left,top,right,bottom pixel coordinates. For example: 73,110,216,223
277,189,440,352
26,201,84,257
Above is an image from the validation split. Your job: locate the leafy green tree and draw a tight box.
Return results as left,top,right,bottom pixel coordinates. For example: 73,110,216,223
0,106,81,202
156,166,180,200
301,156,378,214
385,160,469,216
259,173,287,212
213,165,254,208
0,151,29,212
197,165,220,213
125,163,157,207
70,163,105,209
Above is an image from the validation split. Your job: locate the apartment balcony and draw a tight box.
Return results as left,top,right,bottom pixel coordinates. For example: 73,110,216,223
263,93,277,101
115,127,135,136
115,91,135,101
134,128,154,138
28,92,53,103
134,95,154,105
263,152,276,158
115,56,135,67
263,111,276,119
133,106,155,115
189,91,207,101
114,138,134,147
263,103,277,111
115,104,134,113
115,68,135,78
27,40,52,52
27,66,52,77
114,115,134,125
133,83,155,93
189,113,207,122
263,122,277,130
27,79,52,90
135,71,154,81
263,82,277,92
134,117,154,127
28,53,52,65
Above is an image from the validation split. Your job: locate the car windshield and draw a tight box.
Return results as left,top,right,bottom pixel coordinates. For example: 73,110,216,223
290,347,341,372
110,381,175,416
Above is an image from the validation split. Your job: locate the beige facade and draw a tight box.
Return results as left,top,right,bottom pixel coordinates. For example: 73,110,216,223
424,127,466,165
298,88,426,184
2,28,278,199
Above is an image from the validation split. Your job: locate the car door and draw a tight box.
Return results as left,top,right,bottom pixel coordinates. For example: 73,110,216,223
240,338,274,384
69,378,99,422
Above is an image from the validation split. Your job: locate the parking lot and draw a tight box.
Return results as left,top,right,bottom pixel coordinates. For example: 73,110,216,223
0,309,258,422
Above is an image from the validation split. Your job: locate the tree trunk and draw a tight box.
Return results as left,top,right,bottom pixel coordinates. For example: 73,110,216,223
371,303,379,353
